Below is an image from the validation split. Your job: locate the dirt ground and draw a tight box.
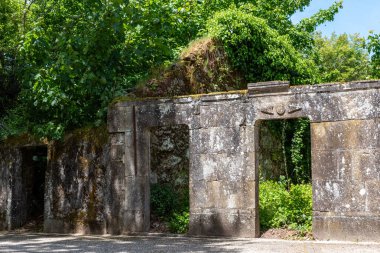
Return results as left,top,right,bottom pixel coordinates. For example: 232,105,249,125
150,219,314,241
260,228,313,240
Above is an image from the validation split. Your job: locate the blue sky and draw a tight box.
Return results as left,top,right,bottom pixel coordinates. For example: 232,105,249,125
292,0,380,37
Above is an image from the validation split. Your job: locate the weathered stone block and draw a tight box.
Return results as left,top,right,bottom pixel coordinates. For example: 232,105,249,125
109,160,126,179
311,120,379,151
108,106,134,133
320,90,378,121
110,133,125,145
191,127,241,154
189,209,257,237
243,152,257,181
365,180,380,213
122,210,148,233
190,180,208,210
136,103,177,127
220,181,256,209
124,176,149,212
191,152,254,182
312,151,338,181
336,150,353,181
242,180,257,209
239,125,257,153
190,154,219,182
205,181,224,208
199,102,246,128
313,213,380,242
110,145,124,161
313,180,368,213
188,213,202,235
351,150,380,181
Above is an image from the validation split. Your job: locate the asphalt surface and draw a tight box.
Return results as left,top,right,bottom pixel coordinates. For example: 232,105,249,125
0,233,380,253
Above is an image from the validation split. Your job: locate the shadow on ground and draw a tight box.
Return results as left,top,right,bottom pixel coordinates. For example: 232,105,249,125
0,232,379,253
0,233,246,253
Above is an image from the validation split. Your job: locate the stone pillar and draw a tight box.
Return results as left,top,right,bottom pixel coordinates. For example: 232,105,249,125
107,105,150,234
311,119,380,242
188,122,259,237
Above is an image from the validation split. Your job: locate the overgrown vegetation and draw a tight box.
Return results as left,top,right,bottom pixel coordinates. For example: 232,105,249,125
0,0,21,120
259,119,312,235
0,0,353,140
150,184,189,234
260,119,311,185
2,0,379,236
206,4,318,84
259,180,312,232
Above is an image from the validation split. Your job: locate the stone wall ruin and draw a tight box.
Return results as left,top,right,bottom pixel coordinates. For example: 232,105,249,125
0,80,379,242
108,80,380,241
0,128,109,234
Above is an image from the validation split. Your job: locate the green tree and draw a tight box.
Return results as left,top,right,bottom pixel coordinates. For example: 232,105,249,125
16,0,129,138
368,32,380,78
0,0,22,119
11,0,211,139
313,32,371,82
206,4,317,84
1,0,343,140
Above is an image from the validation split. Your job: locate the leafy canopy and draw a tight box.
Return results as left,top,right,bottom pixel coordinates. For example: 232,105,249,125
1,0,343,140
0,0,22,119
368,32,380,78
206,4,318,84
313,32,370,82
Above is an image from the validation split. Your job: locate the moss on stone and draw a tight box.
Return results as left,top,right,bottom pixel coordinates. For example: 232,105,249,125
66,210,87,225
111,89,248,106
51,125,108,159
87,180,98,222
1,133,47,148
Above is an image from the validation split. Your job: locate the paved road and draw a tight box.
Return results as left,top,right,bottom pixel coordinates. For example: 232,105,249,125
0,233,379,253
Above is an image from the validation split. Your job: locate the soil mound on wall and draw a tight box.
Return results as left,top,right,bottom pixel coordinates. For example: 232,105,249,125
134,38,245,97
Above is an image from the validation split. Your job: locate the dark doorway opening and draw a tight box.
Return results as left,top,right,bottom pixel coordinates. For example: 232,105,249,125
257,118,312,240
18,146,47,231
149,125,190,234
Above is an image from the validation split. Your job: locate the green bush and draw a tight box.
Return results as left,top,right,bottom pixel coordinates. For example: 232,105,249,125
259,181,312,232
150,183,190,233
150,184,180,218
169,211,189,234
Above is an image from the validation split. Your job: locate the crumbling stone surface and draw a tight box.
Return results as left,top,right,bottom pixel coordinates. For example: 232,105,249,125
1,81,379,242
311,119,380,241
0,150,9,230
0,129,109,234
0,148,14,230
44,128,109,234
258,121,287,180
150,125,189,186
0,147,25,230
108,80,380,241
